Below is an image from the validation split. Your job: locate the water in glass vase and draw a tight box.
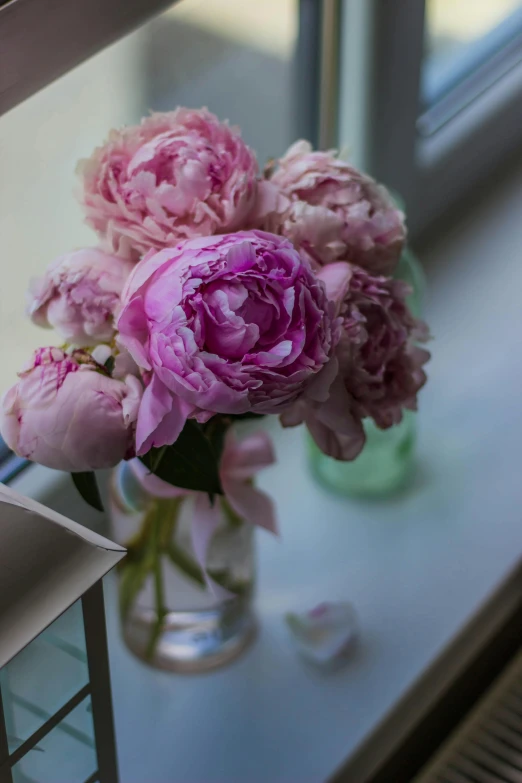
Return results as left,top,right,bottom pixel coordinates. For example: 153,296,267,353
110,460,256,673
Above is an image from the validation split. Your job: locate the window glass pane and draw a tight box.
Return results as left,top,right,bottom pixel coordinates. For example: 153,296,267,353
11,695,96,783
0,601,88,754
146,0,297,164
422,0,522,107
0,0,297,393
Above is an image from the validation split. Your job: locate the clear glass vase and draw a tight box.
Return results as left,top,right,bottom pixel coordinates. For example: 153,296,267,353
109,460,256,673
308,246,425,497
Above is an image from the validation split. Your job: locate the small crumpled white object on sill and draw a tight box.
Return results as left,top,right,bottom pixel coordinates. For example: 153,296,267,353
285,602,359,667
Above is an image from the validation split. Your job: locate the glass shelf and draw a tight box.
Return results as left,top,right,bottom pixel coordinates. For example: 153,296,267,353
0,601,88,754
11,695,96,783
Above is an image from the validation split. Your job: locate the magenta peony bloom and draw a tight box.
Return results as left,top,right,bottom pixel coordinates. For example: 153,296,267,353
0,347,142,471
28,248,133,347
333,265,429,428
282,262,429,459
255,141,406,275
117,230,339,454
78,108,259,261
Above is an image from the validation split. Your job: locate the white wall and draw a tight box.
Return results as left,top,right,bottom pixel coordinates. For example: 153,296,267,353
0,32,143,388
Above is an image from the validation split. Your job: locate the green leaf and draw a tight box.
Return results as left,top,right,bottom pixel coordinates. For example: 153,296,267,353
230,412,265,421
203,416,230,464
103,356,115,374
166,539,249,597
140,420,223,495
119,561,150,620
71,472,104,512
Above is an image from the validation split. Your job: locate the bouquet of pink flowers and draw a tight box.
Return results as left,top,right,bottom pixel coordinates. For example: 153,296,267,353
0,109,429,663
2,107,428,493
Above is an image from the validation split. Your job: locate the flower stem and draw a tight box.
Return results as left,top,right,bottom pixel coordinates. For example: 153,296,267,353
120,495,250,661
167,540,248,597
221,497,243,529
145,503,167,660
167,540,207,588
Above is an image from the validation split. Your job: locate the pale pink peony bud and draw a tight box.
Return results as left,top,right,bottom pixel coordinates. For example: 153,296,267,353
0,347,142,471
255,141,406,276
28,248,133,347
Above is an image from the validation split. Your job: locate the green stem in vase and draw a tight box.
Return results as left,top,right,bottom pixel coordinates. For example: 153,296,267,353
164,501,232,591
158,497,182,551
167,539,249,597
145,502,168,660
167,539,207,588
221,497,243,529
164,496,249,596
120,494,251,660
155,498,210,587
119,503,157,621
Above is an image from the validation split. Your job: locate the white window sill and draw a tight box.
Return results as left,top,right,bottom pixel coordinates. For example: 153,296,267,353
10,160,522,782
10,464,108,534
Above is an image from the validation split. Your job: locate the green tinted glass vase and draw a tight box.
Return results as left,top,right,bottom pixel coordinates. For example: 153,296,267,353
308,247,424,497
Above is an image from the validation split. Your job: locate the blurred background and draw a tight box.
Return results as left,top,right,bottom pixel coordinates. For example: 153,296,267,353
2,0,522,388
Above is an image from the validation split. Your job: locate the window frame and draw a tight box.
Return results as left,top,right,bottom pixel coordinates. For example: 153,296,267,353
337,0,522,238
0,0,178,118
2,1,520,242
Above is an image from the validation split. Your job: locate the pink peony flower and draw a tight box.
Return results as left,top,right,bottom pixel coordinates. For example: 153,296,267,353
282,262,429,459
0,347,142,471
28,248,133,347
255,141,405,275
331,264,429,429
78,108,259,261
117,230,339,454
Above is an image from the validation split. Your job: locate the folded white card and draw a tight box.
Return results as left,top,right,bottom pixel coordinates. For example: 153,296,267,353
0,483,125,668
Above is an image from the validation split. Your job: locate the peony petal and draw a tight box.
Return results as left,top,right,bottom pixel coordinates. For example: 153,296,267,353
304,355,339,404
121,375,143,427
129,458,188,499
222,476,278,535
249,179,291,224
117,296,152,371
279,400,306,428
221,431,276,481
135,375,189,454
313,375,354,434
191,494,235,601
316,263,352,307
286,602,359,665
305,415,365,461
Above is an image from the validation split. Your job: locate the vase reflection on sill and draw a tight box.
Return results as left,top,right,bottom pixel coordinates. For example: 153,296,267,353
308,247,425,498
110,460,256,673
